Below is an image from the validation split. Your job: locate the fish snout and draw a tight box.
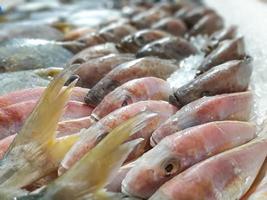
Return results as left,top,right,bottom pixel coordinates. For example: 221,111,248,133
122,168,158,199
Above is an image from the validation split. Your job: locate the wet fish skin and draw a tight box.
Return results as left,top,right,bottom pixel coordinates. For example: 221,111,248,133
189,13,224,36
202,26,238,54
151,18,187,37
149,139,267,200
84,57,179,107
122,121,256,199
198,37,246,74
152,91,252,145
136,36,198,61
131,8,170,29
181,6,215,28
59,100,177,173
0,25,64,42
92,77,172,121
118,29,170,53
69,43,120,64
0,39,73,72
20,112,156,200
63,27,96,41
75,54,135,88
171,59,252,107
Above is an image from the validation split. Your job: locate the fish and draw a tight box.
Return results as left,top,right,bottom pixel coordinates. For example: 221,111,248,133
0,67,79,189
59,100,177,174
0,24,64,42
202,26,237,54
180,6,215,28
197,37,246,74
136,36,198,61
91,77,173,122
84,57,179,106
149,138,267,200
16,112,155,200
69,42,120,64
0,39,73,72
189,13,224,36
151,17,187,37
75,53,135,88
0,86,88,108
78,23,137,49
63,27,96,41
118,29,170,53
152,91,252,145
0,99,93,140
174,6,194,19
131,8,170,29
122,121,256,198
106,161,136,193
242,159,267,199
170,59,252,107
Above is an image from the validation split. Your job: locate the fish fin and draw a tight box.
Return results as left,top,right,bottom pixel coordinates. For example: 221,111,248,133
44,112,157,199
50,134,80,164
0,67,78,188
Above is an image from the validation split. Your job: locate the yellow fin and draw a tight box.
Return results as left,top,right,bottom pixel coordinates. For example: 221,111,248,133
0,67,78,189
38,112,157,199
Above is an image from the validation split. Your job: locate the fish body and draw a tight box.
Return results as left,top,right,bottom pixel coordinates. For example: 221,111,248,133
60,100,177,173
69,43,120,64
171,59,252,107
136,36,197,61
149,139,267,200
0,39,73,72
202,26,237,54
198,37,246,74
189,13,224,36
85,57,179,106
151,18,187,37
118,29,170,53
92,77,172,121
123,121,256,198
152,91,252,144
75,54,135,88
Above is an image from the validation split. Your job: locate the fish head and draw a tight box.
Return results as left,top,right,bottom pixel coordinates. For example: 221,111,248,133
92,87,135,119
122,142,181,198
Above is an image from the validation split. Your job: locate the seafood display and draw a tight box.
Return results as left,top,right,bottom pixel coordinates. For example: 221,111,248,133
0,0,266,200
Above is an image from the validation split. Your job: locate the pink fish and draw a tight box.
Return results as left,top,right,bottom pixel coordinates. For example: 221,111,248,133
122,121,256,198
0,87,88,108
59,100,177,174
151,91,252,146
149,139,267,200
0,100,93,139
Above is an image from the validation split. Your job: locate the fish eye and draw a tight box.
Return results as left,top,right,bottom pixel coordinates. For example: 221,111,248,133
162,158,180,177
121,95,132,107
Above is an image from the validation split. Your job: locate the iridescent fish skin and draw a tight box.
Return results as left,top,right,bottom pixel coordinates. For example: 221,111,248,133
122,121,256,198
75,54,135,88
152,91,252,145
202,26,237,54
118,29,170,53
78,23,137,49
84,57,179,107
198,37,246,74
69,43,120,64
92,77,172,121
131,8,170,29
189,13,224,36
149,139,267,200
59,100,177,173
181,6,215,28
151,18,187,37
136,36,197,61
170,59,252,107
